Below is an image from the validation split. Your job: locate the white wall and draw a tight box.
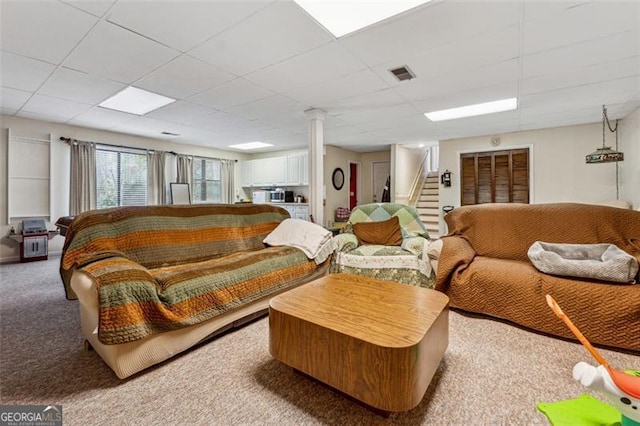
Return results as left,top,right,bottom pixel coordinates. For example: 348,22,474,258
619,107,640,209
323,145,361,227
0,115,248,262
392,144,427,204
438,119,639,233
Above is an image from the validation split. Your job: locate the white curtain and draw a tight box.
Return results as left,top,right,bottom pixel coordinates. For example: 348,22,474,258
147,151,166,205
69,141,96,215
221,159,235,204
176,154,192,187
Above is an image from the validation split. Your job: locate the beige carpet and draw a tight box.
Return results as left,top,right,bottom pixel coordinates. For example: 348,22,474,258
1,257,638,425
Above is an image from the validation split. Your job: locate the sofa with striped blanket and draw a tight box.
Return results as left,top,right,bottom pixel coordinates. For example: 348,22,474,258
60,204,330,378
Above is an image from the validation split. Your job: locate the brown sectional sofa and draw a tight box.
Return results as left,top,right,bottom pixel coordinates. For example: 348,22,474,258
435,203,640,352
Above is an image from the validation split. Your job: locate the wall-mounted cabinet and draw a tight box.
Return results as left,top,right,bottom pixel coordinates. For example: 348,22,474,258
241,154,308,187
6,129,52,224
252,157,287,186
287,154,309,186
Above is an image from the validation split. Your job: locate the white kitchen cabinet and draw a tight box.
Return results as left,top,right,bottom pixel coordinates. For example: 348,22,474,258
252,157,287,186
293,205,309,220
240,161,252,187
279,204,309,221
286,154,309,186
301,153,309,185
287,155,302,185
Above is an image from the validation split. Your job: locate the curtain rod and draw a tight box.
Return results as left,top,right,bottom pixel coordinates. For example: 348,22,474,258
59,137,238,162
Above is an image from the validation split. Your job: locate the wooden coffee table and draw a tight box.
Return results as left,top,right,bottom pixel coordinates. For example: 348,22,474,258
269,273,449,412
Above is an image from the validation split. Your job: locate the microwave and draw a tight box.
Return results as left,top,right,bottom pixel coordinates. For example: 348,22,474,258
270,190,285,203
252,190,269,204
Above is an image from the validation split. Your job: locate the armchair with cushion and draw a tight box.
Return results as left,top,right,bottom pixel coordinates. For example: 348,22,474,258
331,203,434,288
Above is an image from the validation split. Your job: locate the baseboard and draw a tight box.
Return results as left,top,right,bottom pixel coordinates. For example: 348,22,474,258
0,251,61,265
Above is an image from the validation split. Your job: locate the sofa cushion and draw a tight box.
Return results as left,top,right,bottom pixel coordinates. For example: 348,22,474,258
353,216,403,246
527,242,638,283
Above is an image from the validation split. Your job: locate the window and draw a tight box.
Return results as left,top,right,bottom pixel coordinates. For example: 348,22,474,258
460,148,529,205
96,147,147,209
192,157,221,203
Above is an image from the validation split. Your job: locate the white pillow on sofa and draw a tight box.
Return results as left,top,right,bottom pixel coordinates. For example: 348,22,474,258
264,219,335,264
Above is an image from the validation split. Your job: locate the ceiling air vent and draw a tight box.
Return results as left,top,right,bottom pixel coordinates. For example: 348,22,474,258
161,131,180,136
389,66,415,82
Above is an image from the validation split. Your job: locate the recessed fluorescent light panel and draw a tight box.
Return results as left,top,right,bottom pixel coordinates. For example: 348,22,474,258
99,86,176,115
294,0,432,38
424,98,518,122
228,142,274,150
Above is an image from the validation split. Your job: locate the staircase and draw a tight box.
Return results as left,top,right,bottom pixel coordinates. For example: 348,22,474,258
417,172,440,239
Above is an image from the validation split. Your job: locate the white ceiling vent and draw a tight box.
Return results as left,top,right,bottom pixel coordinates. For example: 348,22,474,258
389,66,415,82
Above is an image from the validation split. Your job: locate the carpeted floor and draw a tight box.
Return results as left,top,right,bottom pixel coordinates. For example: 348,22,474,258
1,257,638,425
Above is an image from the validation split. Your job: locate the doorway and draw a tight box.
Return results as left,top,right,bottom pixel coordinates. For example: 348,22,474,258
372,161,390,203
349,162,359,210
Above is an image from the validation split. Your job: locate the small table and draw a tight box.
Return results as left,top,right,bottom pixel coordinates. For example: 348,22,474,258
269,273,449,412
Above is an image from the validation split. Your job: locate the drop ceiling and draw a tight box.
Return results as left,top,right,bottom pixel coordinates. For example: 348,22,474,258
1,0,638,153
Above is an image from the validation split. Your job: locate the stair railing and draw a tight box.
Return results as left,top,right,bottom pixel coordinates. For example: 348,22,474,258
408,147,434,206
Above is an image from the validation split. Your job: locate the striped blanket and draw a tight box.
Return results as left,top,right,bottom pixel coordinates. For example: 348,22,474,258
60,204,328,345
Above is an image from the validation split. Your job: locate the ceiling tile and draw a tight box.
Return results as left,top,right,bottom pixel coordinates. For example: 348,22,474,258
60,0,115,17
356,114,430,133
22,94,92,120
136,55,235,100
15,111,70,124
68,107,136,129
107,1,271,52
190,2,333,76
372,25,520,87
226,95,305,121
335,102,418,126
522,2,583,22
522,31,638,80
522,2,639,55
1,87,31,110
1,108,18,116
285,69,390,106
341,1,520,67
0,1,97,64
394,59,519,102
245,42,367,93
188,78,274,111
522,56,639,96
38,67,125,104
184,111,260,133
145,101,218,125
63,21,179,84
1,51,56,92
412,81,519,114
324,88,406,115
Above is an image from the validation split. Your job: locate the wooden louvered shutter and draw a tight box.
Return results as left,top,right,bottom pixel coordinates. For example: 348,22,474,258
461,156,477,205
460,148,529,205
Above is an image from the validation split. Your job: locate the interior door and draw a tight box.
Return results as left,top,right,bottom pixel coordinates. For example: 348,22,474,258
349,162,358,210
372,161,390,203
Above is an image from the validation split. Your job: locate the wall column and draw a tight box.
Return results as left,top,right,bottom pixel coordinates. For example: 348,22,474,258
305,108,326,225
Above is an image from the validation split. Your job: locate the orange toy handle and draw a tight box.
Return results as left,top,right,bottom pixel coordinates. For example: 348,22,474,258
545,295,610,369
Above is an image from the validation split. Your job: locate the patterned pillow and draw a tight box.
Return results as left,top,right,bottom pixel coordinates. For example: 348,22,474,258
353,216,403,246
